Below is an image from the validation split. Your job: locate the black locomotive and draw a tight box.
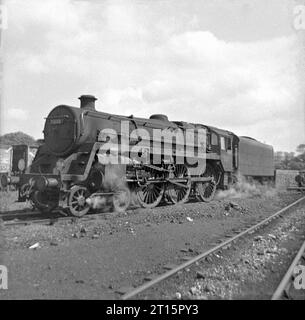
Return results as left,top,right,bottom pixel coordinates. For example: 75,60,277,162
4,95,274,216
0,144,38,191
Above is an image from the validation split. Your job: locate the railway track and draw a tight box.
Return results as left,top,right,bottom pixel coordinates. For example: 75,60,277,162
271,238,305,300
1,211,118,227
0,205,138,226
120,195,305,300
0,209,43,219
0,208,64,225
2,215,75,226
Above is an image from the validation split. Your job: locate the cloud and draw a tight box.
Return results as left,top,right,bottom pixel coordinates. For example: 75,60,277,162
105,3,147,38
2,0,304,152
101,87,144,115
6,108,28,120
140,32,301,125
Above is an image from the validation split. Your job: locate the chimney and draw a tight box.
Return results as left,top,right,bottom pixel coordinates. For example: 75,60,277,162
78,95,97,111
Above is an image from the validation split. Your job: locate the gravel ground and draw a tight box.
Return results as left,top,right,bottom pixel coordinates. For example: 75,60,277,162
0,191,32,213
2,191,301,250
137,202,305,300
0,190,303,299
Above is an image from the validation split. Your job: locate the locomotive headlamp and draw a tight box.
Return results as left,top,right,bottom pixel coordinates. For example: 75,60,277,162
0,175,20,188
18,158,25,171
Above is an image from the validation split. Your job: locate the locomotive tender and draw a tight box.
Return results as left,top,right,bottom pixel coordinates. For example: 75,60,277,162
6,95,274,216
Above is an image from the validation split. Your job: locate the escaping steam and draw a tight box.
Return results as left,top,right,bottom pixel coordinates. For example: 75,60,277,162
86,158,132,212
215,174,277,200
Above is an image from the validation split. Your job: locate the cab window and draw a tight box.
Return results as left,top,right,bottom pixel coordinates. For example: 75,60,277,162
211,133,218,146
220,136,226,150
226,137,232,150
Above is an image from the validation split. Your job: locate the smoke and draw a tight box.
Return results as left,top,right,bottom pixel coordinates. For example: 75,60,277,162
129,190,140,207
86,160,132,212
102,164,126,191
215,174,277,200
86,196,109,211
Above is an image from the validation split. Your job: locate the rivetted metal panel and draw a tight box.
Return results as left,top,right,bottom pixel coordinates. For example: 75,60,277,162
238,137,274,177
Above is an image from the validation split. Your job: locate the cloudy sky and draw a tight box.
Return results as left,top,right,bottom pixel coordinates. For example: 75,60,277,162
1,0,304,152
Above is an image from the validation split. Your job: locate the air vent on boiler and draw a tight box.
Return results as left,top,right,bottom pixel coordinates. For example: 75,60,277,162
149,114,169,122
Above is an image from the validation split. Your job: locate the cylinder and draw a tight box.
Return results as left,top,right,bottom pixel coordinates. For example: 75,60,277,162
35,176,59,191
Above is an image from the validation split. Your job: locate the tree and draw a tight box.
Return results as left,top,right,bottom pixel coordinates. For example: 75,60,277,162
275,148,305,170
0,131,38,146
296,144,305,154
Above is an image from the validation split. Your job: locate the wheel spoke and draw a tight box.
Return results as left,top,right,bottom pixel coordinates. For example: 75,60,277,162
196,180,216,203
137,183,165,209
149,191,154,204
152,188,158,199
167,165,191,204
68,186,90,217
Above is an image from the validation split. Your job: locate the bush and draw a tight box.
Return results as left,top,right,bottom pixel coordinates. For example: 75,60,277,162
0,132,38,146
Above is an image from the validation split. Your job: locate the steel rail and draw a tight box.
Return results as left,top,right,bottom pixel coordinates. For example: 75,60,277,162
1,203,138,226
3,216,74,226
0,208,38,215
2,210,118,227
0,210,42,218
122,195,305,300
271,238,305,300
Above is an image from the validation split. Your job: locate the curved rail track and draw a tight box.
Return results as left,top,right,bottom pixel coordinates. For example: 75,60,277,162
120,195,305,300
271,238,305,300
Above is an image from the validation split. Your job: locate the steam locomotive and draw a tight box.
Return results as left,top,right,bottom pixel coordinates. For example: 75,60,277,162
2,95,274,216
0,144,38,191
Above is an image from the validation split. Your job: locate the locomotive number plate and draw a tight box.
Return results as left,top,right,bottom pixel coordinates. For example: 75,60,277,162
50,119,63,125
